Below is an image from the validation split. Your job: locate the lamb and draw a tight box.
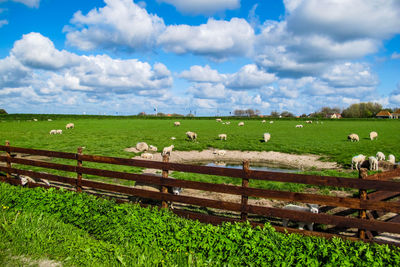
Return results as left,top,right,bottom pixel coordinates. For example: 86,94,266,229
226,122,231,125
369,156,378,171
369,131,378,140
282,204,319,231
262,120,266,123
218,134,227,140
186,131,197,141
141,153,154,159
216,118,222,122
213,149,226,156
18,174,50,186
49,129,57,135
270,121,274,124
351,154,366,170
295,125,303,128
263,133,271,143
238,122,244,126
149,145,158,152
33,118,38,121
174,121,180,126
388,154,396,164
171,137,176,140
66,123,74,129
136,142,148,152
306,120,313,124
56,129,62,134
376,151,385,161
347,133,359,142
162,145,174,156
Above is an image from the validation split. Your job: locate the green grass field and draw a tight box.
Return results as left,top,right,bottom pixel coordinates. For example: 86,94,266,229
1,116,399,167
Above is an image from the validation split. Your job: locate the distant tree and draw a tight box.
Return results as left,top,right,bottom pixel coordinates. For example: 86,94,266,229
311,106,341,118
234,109,245,116
300,113,308,118
0,109,7,114
234,109,259,117
137,112,146,116
156,112,165,116
270,111,279,117
342,102,382,118
280,111,294,117
186,113,195,117
171,113,184,117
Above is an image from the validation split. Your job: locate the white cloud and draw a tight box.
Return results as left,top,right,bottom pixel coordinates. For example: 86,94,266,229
158,18,254,60
225,64,276,90
65,0,165,52
157,0,240,15
188,83,227,99
0,56,31,87
179,65,226,83
0,19,8,28
285,0,400,41
11,32,80,70
392,52,400,59
11,0,40,8
390,83,400,105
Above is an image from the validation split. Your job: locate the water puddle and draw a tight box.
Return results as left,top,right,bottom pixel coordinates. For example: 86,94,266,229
204,162,300,173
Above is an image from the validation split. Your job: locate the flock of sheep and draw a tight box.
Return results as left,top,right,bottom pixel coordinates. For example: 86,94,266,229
49,122,74,135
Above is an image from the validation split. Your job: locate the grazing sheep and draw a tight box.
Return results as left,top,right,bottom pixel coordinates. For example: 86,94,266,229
33,118,38,121
347,133,359,142
388,154,396,164
369,131,378,140
351,154,366,170
141,153,154,159
162,145,174,156
218,134,227,140
226,121,231,125
306,120,313,124
186,131,197,141
149,145,158,152
369,156,378,171
171,137,176,140
282,204,319,231
66,123,74,129
295,125,303,128
216,118,222,122
213,149,226,156
262,120,266,123
49,129,57,135
48,119,52,121
263,133,271,143
270,121,274,124
174,121,180,126
136,142,148,152
376,151,385,161
56,129,63,134
238,122,244,126
18,174,50,186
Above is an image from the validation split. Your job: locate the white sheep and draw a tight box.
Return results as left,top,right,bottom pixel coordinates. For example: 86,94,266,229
369,156,378,171
141,153,154,159
66,123,74,129
388,154,396,164
136,142,148,152
295,125,303,128
226,122,231,125
213,149,226,156
49,129,57,135
56,129,63,134
149,145,158,152
186,131,197,141
18,174,50,186
218,134,227,140
369,131,378,140
376,152,385,161
174,121,180,126
282,204,319,231
48,119,52,121
33,118,38,121
238,122,244,126
263,133,271,143
306,120,313,124
348,133,359,142
270,121,274,124
262,120,266,123
216,118,222,122
162,145,174,156
351,154,366,170
171,137,176,140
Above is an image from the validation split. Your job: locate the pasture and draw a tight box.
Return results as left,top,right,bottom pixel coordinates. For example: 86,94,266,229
1,116,399,167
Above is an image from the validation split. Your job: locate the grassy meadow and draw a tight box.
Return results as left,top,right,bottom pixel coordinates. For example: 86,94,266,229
0,115,399,167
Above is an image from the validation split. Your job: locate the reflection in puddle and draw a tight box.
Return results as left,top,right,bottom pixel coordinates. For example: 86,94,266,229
204,162,300,173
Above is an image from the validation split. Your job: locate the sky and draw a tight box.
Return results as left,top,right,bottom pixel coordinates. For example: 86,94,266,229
0,0,400,116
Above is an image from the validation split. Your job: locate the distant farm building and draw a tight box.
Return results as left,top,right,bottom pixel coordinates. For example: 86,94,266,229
392,109,400,119
376,110,393,119
326,113,342,119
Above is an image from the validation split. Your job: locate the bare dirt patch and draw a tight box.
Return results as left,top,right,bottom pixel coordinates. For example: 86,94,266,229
126,148,339,170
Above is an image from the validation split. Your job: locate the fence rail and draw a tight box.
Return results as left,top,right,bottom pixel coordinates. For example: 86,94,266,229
1,142,400,246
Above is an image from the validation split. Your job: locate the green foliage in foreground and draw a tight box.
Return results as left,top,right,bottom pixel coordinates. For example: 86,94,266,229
1,183,399,266
1,117,399,167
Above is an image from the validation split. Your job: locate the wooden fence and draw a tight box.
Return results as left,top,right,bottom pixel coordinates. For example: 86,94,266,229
1,141,400,246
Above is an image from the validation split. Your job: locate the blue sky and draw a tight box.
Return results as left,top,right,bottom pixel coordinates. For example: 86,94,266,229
0,0,400,116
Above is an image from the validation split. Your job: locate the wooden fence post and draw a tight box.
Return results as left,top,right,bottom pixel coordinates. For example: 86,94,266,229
76,147,83,192
358,168,368,239
241,160,250,221
161,154,169,209
4,140,11,181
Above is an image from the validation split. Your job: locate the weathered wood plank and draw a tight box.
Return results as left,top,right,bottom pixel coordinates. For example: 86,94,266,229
0,145,76,160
